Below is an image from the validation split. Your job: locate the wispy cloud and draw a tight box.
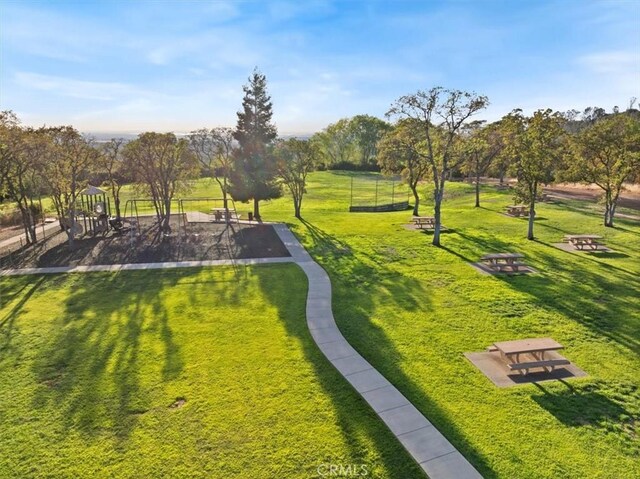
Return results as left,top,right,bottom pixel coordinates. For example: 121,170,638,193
2,1,639,133
578,51,639,74
14,72,140,101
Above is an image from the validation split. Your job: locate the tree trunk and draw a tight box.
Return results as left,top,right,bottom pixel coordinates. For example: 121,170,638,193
253,198,260,221
604,190,616,227
18,204,36,245
610,202,617,226
162,200,172,233
411,185,420,216
499,169,505,185
67,208,76,249
475,170,481,207
294,197,301,218
432,185,443,247
527,199,536,240
114,196,121,218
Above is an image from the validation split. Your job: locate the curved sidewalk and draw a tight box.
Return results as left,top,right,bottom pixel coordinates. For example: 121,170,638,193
273,224,482,479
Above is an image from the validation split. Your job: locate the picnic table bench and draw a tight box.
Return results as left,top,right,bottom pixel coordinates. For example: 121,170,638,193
412,216,435,229
505,205,529,217
563,234,604,250
491,338,569,375
480,253,527,272
211,208,240,221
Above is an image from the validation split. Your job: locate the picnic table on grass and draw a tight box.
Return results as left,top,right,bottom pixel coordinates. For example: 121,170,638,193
491,338,569,375
480,253,526,272
211,208,240,221
564,234,604,250
505,205,529,217
412,216,435,229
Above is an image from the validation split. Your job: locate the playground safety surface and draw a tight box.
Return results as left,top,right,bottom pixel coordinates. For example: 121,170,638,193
0,215,289,269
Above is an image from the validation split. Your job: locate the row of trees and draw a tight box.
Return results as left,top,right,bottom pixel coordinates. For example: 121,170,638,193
0,69,317,248
2,72,639,250
377,89,640,244
311,115,391,169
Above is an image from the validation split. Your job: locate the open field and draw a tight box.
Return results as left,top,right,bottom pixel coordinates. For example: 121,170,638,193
1,171,639,478
0,265,420,478
260,172,640,478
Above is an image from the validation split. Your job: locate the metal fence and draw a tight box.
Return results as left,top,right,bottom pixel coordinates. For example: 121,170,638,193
0,221,62,268
348,174,411,212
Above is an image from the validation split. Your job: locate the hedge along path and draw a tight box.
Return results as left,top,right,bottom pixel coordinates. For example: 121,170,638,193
1,224,481,478
272,224,482,479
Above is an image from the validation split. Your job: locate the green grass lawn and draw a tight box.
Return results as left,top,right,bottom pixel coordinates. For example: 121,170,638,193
259,171,640,479
0,265,421,478
2,171,639,478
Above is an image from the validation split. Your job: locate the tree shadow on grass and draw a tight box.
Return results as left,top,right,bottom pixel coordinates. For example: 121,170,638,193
438,231,639,355
586,251,630,259
498,247,639,355
29,270,190,442
613,225,640,237
266,220,498,478
531,381,632,428
0,276,46,357
440,229,524,264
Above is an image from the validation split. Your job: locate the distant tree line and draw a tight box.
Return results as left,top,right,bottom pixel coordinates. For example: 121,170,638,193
2,71,639,250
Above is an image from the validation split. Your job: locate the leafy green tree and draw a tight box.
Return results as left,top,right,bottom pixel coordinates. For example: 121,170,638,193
503,109,566,240
0,111,48,244
98,138,130,218
569,112,640,227
459,120,505,207
41,126,101,248
349,115,391,167
230,69,279,221
273,138,317,218
311,118,357,168
377,118,430,216
123,132,198,233
387,87,488,246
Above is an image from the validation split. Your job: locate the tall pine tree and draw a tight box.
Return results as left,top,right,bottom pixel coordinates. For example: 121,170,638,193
230,68,279,220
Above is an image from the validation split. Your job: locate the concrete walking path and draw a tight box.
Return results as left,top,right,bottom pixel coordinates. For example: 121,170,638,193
0,220,60,250
0,257,294,276
272,224,482,479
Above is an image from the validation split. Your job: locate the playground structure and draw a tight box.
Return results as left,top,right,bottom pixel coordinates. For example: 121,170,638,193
61,185,113,237
348,174,411,212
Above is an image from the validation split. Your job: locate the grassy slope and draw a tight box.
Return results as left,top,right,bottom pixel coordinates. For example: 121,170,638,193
259,171,640,479
0,266,421,478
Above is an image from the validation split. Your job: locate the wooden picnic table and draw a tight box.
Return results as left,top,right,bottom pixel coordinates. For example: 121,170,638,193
492,337,569,375
505,205,529,217
211,207,240,221
412,216,435,229
480,253,527,273
564,234,604,250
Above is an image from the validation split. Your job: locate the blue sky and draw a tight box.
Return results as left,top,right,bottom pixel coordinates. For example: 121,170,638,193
1,0,638,134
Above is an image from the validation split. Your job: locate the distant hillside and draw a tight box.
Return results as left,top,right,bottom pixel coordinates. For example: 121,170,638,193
84,131,313,143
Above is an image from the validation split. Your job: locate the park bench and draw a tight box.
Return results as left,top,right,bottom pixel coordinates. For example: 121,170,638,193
491,262,528,272
212,208,240,222
505,205,529,217
563,234,605,250
412,216,435,229
507,358,570,375
491,337,570,376
480,253,528,273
